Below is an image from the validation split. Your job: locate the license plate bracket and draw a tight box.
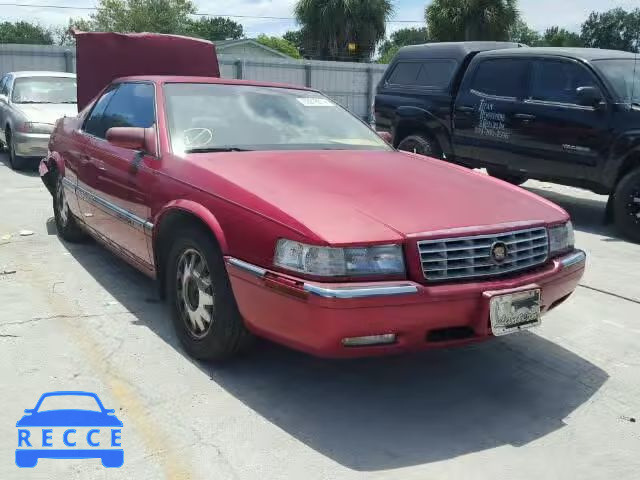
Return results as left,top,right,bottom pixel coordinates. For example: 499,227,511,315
489,288,541,336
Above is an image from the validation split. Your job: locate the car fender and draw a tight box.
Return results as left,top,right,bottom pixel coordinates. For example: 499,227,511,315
393,106,453,154
602,130,640,189
153,199,229,254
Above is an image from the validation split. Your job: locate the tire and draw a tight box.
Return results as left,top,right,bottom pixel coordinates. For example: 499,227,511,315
166,226,254,361
487,168,528,186
613,168,640,243
6,129,27,170
53,174,86,242
397,134,441,158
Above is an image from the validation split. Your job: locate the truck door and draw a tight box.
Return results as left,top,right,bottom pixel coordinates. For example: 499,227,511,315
507,58,611,181
453,57,530,168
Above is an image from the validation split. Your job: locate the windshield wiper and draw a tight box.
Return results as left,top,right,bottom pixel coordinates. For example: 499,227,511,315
185,147,252,153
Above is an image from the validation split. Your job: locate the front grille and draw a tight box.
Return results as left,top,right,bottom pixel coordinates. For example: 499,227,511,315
418,227,549,282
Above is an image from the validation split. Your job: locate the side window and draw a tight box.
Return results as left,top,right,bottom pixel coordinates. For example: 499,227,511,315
101,83,155,134
530,60,598,105
84,86,118,138
0,76,10,96
469,59,529,99
387,60,457,89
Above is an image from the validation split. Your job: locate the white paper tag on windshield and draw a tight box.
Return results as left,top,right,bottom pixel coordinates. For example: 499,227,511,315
296,97,335,107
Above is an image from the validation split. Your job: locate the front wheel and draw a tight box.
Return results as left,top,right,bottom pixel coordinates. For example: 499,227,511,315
53,174,86,242
397,134,441,158
166,227,254,361
613,168,640,242
487,168,528,186
6,130,27,171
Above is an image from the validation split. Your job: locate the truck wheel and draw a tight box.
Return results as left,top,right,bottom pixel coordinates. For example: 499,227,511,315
166,226,254,361
397,134,441,158
53,174,86,242
487,168,528,186
613,168,640,242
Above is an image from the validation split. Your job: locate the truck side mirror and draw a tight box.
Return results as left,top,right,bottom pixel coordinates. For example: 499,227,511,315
576,86,603,108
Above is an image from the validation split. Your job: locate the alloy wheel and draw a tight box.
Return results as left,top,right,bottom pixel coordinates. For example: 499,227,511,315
57,179,70,225
176,248,215,339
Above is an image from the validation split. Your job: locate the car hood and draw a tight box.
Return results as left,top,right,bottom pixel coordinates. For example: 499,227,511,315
16,410,123,427
14,103,78,124
187,150,568,244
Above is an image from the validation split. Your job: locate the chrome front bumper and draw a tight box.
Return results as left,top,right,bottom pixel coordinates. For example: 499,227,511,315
13,132,50,157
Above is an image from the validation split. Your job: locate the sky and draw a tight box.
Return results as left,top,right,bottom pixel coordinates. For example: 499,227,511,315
2,0,640,38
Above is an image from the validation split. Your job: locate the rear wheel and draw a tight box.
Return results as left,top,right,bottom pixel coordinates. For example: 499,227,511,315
397,134,441,158
53,174,86,242
613,168,640,243
487,168,528,186
166,227,254,361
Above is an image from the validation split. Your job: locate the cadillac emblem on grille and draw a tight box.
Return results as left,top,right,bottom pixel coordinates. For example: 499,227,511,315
491,242,508,263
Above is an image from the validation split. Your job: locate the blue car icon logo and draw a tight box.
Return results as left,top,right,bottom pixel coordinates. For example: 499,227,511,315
16,391,123,468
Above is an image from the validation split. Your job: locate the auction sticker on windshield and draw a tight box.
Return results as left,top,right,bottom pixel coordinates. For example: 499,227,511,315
489,288,541,336
296,97,335,107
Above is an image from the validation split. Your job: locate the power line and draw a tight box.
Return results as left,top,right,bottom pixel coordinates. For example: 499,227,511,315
0,2,424,23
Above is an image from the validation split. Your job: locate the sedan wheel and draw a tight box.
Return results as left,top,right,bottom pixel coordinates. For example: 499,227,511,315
167,227,254,361
176,248,215,339
53,174,86,242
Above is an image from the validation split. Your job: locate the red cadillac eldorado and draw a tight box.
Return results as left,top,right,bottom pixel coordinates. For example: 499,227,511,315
40,32,586,360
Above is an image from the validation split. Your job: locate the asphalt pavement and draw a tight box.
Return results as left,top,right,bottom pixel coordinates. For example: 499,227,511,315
0,153,639,480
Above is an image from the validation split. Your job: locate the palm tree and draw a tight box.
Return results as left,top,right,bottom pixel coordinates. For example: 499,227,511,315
426,0,519,42
294,0,394,62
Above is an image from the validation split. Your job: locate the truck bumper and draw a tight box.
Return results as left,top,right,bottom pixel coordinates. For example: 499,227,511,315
225,250,586,359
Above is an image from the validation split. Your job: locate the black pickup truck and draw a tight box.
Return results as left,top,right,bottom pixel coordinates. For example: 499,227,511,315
375,42,640,242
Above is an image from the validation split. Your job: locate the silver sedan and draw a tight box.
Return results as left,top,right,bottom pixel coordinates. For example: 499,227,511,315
0,71,77,170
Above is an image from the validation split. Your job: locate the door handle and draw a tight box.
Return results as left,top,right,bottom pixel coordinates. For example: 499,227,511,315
514,113,536,121
456,105,475,113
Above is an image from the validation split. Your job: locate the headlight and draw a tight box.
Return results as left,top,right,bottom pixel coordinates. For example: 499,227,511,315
549,221,574,256
18,122,54,134
274,239,405,277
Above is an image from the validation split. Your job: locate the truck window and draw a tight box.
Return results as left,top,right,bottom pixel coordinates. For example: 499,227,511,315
530,60,598,105
469,59,529,99
387,60,457,89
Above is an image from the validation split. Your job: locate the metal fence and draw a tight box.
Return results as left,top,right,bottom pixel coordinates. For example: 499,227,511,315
0,43,389,121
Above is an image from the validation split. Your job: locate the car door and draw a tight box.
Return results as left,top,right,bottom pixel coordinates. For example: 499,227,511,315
508,58,612,180
453,57,530,168
80,82,157,267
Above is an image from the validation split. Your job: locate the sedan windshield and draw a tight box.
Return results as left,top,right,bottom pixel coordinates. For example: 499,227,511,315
592,59,640,103
164,83,391,153
11,76,77,104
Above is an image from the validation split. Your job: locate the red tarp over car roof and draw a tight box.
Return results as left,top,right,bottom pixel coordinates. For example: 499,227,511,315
74,31,220,111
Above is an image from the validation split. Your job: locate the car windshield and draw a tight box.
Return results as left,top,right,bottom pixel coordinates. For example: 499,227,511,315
592,58,640,104
164,83,391,153
36,394,102,412
11,76,77,104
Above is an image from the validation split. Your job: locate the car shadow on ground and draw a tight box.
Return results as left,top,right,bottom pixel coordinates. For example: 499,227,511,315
0,153,40,177
58,226,609,471
524,185,623,241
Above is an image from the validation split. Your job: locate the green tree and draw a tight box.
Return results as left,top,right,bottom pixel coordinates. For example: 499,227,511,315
283,30,305,52
90,0,195,34
378,27,429,63
509,18,541,46
426,0,518,42
0,21,53,45
256,35,302,59
542,26,582,47
581,8,640,52
184,17,244,42
52,18,94,46
294,0,394,62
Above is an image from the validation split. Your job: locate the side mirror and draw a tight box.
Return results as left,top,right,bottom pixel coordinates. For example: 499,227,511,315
576,86,604,108
23,409,34,414
377,131,393,143
0,94,7,103
106,126,157,156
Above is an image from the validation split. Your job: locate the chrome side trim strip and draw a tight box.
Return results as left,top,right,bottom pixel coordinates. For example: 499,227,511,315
75,184,154,235
304,283,419,299
559,249,586,269
227,258,267,278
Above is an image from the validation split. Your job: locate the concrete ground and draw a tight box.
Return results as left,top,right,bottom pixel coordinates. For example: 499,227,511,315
0,153,638,480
